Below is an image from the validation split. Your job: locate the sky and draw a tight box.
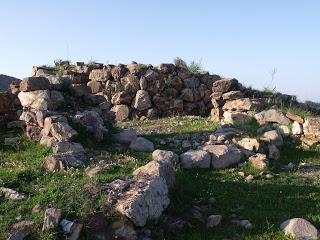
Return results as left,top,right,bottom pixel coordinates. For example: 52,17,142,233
0,0,319,102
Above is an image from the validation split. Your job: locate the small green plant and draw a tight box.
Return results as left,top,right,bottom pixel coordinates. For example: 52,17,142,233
173,57,203,74
115,83,125,93
188,60,202,74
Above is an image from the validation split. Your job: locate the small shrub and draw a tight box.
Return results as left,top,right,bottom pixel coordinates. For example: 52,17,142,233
173,57,203,74
188,60,202,74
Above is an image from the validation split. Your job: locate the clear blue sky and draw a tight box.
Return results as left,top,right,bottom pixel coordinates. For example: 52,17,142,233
0,0,319,102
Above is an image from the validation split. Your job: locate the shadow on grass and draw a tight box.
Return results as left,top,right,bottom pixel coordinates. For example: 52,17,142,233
166,168,320,240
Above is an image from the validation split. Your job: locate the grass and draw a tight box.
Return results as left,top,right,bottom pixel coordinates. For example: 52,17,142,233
0,129,149,239
1,115,320,239
165,142,320,240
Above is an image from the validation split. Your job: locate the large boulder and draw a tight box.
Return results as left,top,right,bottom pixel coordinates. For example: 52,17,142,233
303,117,320,138
223,111,253,125
223,98,259,111
73,110,108,141
18,90,64,110
180,150,211,169
19,77,50,92
131,90,151,111
115,177,170,227
212,78,239,93
280,218,319,240
133,160,175,188
254,109,290,125
201,145,242,169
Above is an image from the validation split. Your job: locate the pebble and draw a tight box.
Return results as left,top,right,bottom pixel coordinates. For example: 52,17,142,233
245,175,254,183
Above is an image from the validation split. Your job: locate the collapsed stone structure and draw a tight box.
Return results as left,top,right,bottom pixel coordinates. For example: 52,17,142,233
2,61,320,239
210,78,320,148
28,61,222,121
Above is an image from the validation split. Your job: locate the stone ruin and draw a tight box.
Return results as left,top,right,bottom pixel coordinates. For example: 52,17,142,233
2,61,320,239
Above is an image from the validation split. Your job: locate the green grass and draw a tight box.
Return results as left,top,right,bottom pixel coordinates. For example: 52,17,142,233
0,130,150,239
164,143,320,240
2,115,320,239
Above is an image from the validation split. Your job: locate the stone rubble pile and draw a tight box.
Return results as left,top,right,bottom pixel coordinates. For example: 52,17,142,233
210,78,320,148
6,71,116,172
30,61,222,121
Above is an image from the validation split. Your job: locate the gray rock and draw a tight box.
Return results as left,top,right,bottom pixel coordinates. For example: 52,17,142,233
280,218,319,240
42,208,62,230
50,122,78,142
73,110,108,141
201,145,242,169
48,76,72,91
212,78,239,93
268,144,280,160
231,219,253,229
59,219,83,240
181,139,192,148
18,90,64,110
255,109,291,125
180,150,211,169
237,138,260,152
133,160,175,188
222,91,243,100
181,88,194,102
223,98,258,111
111,104,130,122
132,90,151,111
115,177,169,227
152,149,179,164
19,76,50,92
0,187,27,200
223,111,253,125
52,142,85,155
206,215,222,228
262,130,283,147
129,137,154,152
113,129,137,144
276,125,291,137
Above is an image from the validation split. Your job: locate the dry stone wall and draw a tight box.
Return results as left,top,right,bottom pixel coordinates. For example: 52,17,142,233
30,62,221,121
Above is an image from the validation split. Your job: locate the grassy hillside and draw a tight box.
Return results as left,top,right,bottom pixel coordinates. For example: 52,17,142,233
1,117,320,239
